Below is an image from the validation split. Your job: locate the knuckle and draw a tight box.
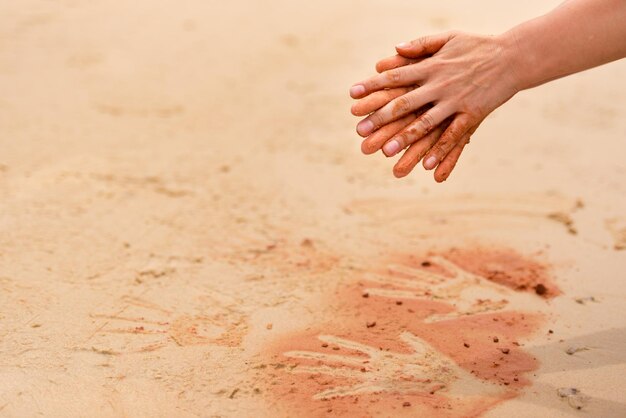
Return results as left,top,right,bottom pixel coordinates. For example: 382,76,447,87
420,60,439,76
438,136,455,152
392,96,413,116
418,112,436,133
366,77,381,91
446,126,465,142
432,143,445,156
443,142,456,154
422,61,436,74
415,37,428,51
386,69,403,83
446,124,466,140
384,89,400,101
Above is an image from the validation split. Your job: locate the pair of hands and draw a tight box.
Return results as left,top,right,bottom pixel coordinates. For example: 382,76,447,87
350,31,521,181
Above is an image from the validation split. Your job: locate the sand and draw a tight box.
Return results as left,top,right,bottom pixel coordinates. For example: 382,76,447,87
1,0,625,417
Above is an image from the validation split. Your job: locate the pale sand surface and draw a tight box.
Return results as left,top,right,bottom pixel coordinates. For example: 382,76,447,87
1,1,625,417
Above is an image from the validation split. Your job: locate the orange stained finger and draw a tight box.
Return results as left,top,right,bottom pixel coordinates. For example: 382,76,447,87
361,113,416,155
423,114,473,170
351,87,414,117
357,87,436,137
395,31,456,58
382,103,452,156
375,55,423,73
392,122,449,178
433,134,471,182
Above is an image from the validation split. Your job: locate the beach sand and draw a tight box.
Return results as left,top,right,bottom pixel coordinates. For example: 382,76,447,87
1,0,625,417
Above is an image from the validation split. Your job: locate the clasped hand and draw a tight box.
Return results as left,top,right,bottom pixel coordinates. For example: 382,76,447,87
350,31,521,181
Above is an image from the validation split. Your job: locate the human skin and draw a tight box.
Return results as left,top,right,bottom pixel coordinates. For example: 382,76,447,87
350,0,626,181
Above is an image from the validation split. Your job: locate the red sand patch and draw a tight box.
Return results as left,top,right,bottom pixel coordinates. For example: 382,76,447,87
259,247,555,417
437,247,560,298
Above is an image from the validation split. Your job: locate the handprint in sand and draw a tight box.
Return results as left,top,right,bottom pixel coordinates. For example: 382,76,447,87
284,331,504,401
363,256,535,322
263,248,554,416
85,294,247,354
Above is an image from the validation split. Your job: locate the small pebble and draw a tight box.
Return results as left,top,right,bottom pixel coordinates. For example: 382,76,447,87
566,346,589,355
534,283,547,295
575,296,597,305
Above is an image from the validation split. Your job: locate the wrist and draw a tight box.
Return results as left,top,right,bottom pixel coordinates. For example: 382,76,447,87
495,30,535,93
496,12,559,92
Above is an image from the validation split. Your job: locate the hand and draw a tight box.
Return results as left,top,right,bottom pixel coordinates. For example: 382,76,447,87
351,90,451,178
350,31,521,181
284,331,503,400
362,255,511,323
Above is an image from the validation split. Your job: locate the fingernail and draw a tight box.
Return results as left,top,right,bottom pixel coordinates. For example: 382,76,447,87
424,156,438,170
350,84,365,97
383,140,400,156
357,120,374,136
396,42,410,49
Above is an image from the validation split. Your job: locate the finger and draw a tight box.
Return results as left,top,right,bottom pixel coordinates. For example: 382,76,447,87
351,87,414,117
361,113,416,155
289,365,363,379
381,104,453,156
423,114,474,170
400,332,435,357
433,134,470,182
392,122,449,178
395,32,455,58
356,87,435,137
349,65,424,99
283,350,364,367
375,55,422,73
319,335,379,356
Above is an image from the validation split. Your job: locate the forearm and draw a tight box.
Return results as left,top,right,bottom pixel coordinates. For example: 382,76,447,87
500,0,626,91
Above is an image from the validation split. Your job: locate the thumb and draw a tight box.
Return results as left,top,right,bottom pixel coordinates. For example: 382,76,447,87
395,32,455,58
